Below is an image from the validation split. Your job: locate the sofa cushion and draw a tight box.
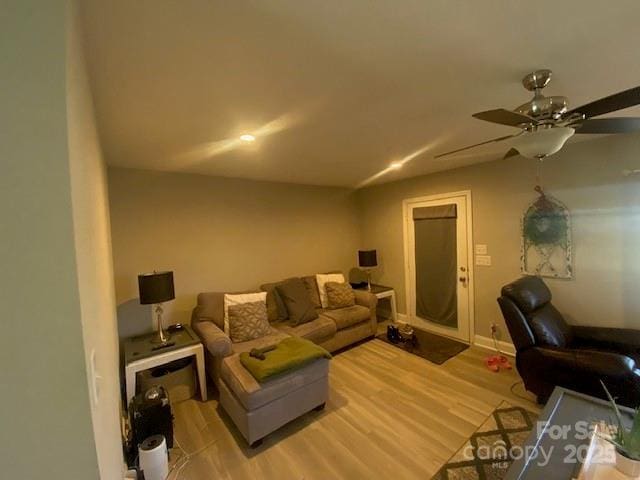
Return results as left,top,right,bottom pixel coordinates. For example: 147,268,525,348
276,278,319,326
231,328,289,354
228,301,271,343
220,352,329,411
192,292,228,329
325,281,355,309
321,304,370,330
276,316,337,344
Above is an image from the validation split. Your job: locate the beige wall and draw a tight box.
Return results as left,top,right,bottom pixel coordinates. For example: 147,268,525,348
357,134,640,344
67,2,124,477
0,1,100,477
108,168,360,332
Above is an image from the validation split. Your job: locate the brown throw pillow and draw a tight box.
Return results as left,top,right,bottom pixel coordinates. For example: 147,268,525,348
228,301,271,343
276,278,319,326
325,282,355,309
301,275,322,308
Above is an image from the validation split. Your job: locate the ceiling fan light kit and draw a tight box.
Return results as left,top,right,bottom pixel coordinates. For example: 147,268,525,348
512,126,575,159
436,69,640,160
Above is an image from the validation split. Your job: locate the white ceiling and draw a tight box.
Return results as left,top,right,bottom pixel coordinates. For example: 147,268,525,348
80,1,640,188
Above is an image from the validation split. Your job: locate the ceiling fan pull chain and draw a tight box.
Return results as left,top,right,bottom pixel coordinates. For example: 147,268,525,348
536,158,544,190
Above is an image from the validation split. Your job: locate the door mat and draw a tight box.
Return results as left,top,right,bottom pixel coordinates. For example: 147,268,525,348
376,326,468,365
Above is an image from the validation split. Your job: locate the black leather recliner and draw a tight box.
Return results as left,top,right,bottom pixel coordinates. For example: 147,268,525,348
498,276,640,407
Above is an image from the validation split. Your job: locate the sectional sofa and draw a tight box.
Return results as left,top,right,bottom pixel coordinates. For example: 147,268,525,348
190,273,378,445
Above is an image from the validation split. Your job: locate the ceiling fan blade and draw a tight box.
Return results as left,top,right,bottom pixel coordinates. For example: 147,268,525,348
567,86,640,119
573,117,640,134
472,109,535,127
503,148,520,159
434,134,517,158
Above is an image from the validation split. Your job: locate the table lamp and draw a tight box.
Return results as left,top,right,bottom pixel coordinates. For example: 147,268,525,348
138,271,175,345
358,250,377,291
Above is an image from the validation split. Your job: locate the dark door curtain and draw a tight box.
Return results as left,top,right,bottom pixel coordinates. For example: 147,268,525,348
413,204,458,328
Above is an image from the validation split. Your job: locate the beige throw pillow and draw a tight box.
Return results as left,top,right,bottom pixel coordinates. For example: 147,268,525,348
315,273,345,308
325,282,356,309
228,301,271,343
223,292,267,334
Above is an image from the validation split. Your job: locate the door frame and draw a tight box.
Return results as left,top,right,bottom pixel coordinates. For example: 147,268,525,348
402,190,475,343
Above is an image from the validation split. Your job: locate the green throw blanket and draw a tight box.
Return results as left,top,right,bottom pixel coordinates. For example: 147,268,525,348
240,337,331,382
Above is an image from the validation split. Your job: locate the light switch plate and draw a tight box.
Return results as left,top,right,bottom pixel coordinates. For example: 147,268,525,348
475,255,492,266
475,244,488,255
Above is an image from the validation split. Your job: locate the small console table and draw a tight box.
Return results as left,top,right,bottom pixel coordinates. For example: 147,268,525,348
123,325,207,406
356,284,397,321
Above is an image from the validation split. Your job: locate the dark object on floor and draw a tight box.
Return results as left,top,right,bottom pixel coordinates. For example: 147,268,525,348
498,276,640,408
432,401,538,479
377,325,468,364
249,344,277,360
129,386,174,464
386,324,400,343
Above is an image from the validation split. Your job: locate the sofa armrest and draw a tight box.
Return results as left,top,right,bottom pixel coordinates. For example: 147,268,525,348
354,290,378,310
572,326,640,355
192,321,232,357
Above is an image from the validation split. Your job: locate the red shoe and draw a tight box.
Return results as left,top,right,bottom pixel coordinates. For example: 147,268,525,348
498,355,512,370
485,355,500,372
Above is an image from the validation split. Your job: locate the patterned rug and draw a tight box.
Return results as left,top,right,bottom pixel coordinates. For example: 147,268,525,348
432,402,538,480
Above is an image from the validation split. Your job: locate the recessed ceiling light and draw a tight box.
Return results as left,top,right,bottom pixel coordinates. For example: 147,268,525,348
240,134,256,142
389,161,403,170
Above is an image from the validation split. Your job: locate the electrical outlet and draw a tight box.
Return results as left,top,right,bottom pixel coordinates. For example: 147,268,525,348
475,244,488,255
475,255,491,266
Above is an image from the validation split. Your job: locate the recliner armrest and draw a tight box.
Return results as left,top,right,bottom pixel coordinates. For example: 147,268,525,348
572,326,640,356
192,321,232,358
354,290,378,310
528,346,638,379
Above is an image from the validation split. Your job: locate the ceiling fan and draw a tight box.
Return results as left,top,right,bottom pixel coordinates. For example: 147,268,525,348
435,69,640,160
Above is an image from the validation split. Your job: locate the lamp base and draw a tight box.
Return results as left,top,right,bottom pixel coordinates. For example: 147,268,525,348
151,304,171,345
150,330,172,345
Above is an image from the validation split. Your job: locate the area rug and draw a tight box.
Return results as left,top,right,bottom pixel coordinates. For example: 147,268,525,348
376,327,468,365
432,402,538,479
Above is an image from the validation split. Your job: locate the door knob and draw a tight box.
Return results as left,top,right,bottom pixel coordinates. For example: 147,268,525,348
459,276,467,283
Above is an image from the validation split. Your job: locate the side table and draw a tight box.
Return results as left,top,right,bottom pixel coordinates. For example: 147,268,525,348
123,325,207,406
356,284,397,321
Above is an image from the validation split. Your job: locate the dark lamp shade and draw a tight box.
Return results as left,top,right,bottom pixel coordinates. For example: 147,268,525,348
358,250,378,268
138,271,175,304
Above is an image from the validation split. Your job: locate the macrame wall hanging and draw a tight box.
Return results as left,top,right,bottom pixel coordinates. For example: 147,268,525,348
521,185,572,278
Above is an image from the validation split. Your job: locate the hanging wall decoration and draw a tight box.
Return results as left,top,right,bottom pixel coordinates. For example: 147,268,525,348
521,185,572,278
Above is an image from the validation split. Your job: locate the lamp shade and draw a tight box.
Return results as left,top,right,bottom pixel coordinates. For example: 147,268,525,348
138,271,175,304
358,250,378,268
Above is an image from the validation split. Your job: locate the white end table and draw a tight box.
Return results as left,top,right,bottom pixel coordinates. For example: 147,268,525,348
123,325,207,406
358,284,397,321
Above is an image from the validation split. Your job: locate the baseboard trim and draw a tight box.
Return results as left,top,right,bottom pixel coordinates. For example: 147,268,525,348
473,334,516,357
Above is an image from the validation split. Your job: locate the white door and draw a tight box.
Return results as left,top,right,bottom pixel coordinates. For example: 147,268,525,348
403,192,474,342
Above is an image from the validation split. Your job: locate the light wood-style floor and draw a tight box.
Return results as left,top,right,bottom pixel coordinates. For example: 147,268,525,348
168,338,539,479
